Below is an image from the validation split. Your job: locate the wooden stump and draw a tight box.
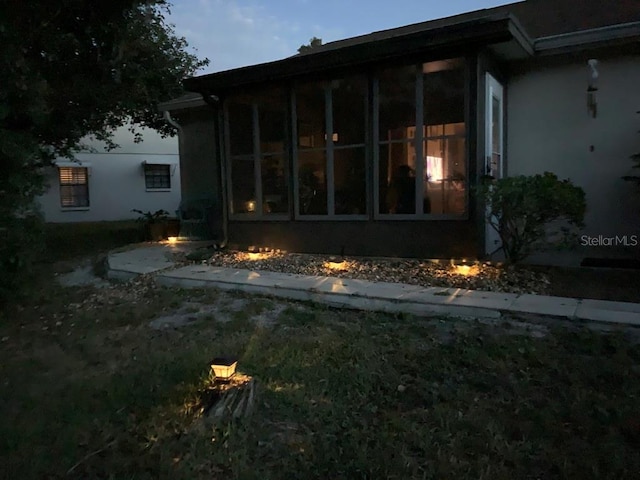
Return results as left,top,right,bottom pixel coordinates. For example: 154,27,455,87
200,374,257,424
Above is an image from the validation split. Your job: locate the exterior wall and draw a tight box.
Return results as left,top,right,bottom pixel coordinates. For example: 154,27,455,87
38,125,181,222
228,220,477,259
174,107,223,240
176,108,220,202
507,54,640,245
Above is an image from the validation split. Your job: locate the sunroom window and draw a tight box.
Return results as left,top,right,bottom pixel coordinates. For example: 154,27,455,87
226,89,288,217
295,75,368,217
376,58,466,217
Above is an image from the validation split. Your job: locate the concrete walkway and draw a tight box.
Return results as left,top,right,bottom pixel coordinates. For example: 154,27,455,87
107,243,640,327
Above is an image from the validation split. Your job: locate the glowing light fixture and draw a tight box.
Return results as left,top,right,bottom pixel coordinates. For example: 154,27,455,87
210,357,238,381
246,200,257,212
450,259,481,277
325,257,349,271
167,236,178,244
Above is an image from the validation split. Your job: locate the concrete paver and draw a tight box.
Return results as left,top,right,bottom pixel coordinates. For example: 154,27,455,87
108,243,640,326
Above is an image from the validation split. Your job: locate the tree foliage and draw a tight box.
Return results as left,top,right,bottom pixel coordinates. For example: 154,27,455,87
0,0,208,303
479,172,586,264
297,37,323,54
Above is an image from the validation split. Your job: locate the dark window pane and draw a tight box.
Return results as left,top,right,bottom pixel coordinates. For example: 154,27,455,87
378,65,416,139
379,144,416,214
423,58,465,126
230,159,256,214
144,164,171,189
261,154,288,214
332,76,367,146
228,100,253,155
259,89,287,154
334,148,366,215
296,82,326,149
298,150,327,215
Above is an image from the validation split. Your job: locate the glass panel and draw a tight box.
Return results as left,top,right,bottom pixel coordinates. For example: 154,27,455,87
298,150,327,215
424,136,466,215
378,65,416,140
259,89,287,154
423,58,465,126
334,148,366,215
230,159,256,214
144,164,170,189
261,154,288,214
332,76,367,146
227,100,253,155
492,95,501,153
296,82,326,149
379,144,416,214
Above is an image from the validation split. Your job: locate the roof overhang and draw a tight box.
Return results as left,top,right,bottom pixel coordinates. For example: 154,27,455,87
158,93,207,112
534,21,640,55
184,14,534,94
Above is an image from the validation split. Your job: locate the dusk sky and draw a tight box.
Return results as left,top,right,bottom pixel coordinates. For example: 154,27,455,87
169,0,517,74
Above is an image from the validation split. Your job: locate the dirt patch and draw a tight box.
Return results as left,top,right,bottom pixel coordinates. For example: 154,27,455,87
57,261,110,288
148,298,296,330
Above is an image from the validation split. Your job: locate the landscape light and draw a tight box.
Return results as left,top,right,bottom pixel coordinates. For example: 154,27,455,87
451,259,481,277
210,357,238,381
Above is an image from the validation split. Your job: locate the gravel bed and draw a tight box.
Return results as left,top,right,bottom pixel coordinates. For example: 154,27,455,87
204,250,551,295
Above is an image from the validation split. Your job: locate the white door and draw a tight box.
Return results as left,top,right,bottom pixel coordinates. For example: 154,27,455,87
484,73,504,256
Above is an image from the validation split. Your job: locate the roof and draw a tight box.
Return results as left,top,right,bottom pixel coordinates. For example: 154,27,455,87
302,0,640,56
182,0,640,95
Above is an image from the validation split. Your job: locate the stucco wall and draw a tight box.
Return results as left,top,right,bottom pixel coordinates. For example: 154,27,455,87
38,125,181,222
507,54,640,242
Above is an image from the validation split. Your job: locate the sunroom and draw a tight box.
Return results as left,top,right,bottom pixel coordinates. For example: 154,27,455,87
179,14,533,258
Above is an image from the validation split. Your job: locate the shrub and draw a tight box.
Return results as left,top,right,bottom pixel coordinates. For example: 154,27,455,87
479,172,586,264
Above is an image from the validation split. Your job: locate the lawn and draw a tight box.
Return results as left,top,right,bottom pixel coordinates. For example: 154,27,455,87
2,223,640,479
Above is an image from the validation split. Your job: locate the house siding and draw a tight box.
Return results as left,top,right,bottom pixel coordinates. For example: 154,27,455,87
227,220,477,259
38,125,181,222
507,53,640,241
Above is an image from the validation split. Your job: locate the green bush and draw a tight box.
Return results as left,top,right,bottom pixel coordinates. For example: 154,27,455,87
479,172,586,263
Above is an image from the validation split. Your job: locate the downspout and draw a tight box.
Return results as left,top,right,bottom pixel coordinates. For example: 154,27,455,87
200,92,228,249
163,109,183,219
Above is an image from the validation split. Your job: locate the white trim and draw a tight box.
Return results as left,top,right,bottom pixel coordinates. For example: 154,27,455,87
484,72,504,256
60,207,90,212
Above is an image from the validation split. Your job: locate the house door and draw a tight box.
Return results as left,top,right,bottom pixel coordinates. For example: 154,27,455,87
484,73,504,256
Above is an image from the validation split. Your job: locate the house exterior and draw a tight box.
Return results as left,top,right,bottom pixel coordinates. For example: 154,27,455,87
162,0,640,261
38,125,181,222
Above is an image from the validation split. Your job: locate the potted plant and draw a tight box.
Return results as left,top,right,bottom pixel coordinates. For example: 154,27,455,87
132,209,169,241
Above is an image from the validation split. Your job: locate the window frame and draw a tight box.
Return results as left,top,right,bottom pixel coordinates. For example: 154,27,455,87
58,166,90,209
144,163,172,191
373,58,470,221
292,77,370,221
225,93,290,221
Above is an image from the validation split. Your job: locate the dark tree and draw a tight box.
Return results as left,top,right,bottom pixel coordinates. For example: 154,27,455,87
297,37,323,54
0,0,209,301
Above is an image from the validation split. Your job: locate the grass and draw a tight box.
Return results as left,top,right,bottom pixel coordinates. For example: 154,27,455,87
2,222,640,478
